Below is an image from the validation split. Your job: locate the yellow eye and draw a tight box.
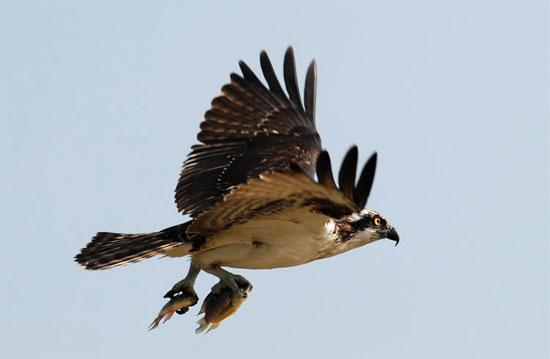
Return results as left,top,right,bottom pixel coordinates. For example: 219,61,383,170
374,217,381,226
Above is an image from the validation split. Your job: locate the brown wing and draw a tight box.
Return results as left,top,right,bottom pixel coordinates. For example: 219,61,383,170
187,166,358,236
175,47,321,217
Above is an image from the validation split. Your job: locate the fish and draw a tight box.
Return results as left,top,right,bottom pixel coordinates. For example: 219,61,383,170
196,281,252,334
149,292,198,330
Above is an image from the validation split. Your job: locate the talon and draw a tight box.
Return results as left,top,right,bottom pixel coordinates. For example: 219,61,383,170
164,281,197,299
176,308,189,315
233,276,253,293
219,274,252,295
163,290,176,299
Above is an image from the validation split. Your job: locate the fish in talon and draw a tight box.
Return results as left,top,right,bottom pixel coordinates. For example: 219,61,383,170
149,293,198,330
196,284,252,334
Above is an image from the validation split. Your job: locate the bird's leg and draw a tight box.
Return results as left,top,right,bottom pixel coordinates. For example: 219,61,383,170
163,261,201,300
203,266,253,294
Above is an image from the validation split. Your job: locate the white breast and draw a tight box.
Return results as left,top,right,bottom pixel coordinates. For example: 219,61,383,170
192,208,339,269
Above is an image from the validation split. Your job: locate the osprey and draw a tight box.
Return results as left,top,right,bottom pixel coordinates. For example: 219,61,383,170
75,47,399,331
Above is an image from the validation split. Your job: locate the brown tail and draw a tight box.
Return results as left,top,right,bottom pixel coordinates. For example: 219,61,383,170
75,222,191,270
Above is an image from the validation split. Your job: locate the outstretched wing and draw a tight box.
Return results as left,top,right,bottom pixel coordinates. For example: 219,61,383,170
187,166,359,236
187,148,378,243
176,47,321,217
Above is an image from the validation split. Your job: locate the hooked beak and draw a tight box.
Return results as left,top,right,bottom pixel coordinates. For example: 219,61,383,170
386,227,400,246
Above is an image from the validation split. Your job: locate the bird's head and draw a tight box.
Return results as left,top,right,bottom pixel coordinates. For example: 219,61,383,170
315,145,400,249
338,209,399,246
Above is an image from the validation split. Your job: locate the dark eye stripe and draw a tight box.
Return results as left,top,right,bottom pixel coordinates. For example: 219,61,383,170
350,217,370,231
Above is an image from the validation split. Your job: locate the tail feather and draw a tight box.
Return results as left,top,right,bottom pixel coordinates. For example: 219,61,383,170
75,222,191,270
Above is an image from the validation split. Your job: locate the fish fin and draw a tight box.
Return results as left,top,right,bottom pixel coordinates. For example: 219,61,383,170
148,316,162,331
162,311,174,323
206,322,220,333
195,318,209,334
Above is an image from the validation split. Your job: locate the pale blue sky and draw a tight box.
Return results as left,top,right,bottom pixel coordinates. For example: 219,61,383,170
1,2,549,358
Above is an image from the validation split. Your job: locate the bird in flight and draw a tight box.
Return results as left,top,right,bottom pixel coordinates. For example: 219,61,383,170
75,47,399,332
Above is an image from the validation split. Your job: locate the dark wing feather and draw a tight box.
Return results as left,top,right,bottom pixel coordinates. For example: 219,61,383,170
315,150,337,190
283,47,304,112
176,47,321,217
354,152,378,209
338,146,358,202
238,61,264,88
304,60,317,119
260,50,289,105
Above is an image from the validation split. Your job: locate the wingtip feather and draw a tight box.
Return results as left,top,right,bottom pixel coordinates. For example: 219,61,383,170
316,150,337,190
283,46,304,111
304,59,317,119
338,146,359,201
354,152,378,209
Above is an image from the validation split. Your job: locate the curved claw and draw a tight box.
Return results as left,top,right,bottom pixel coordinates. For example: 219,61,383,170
163,289,176,299
176,307,189,315
164,284,197,299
